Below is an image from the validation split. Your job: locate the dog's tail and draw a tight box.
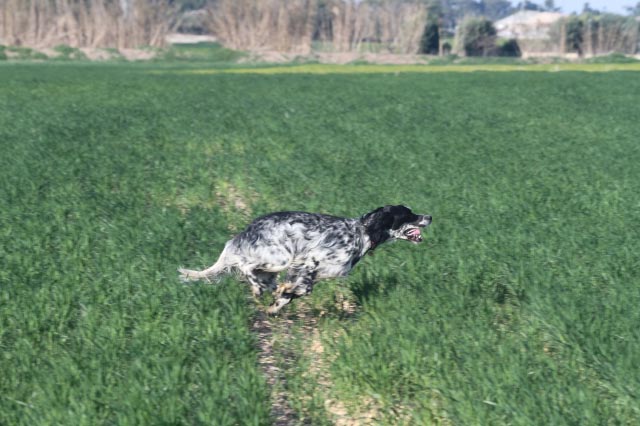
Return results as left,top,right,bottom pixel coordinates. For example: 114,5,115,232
178,258,227,283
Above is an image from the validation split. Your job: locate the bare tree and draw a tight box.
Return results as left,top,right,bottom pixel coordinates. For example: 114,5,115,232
550,14,640,55
0,0,176,48
202,0,427,54
205,0,317,53
317,0,428,53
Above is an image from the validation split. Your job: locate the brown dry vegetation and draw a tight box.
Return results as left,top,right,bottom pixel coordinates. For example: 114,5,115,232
319,0,427,53
2,1,639,58
0,0,175,48
204,0,317,53
0,0,428,54
205,0,428,54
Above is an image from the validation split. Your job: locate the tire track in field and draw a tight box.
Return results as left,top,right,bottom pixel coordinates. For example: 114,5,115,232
252,310,298,425
252,296,377,426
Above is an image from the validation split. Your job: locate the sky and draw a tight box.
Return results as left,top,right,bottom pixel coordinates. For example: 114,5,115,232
551,0,635,15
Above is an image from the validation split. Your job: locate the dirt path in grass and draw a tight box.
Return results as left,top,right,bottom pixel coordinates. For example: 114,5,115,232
252,310,298,425
252,297,376,426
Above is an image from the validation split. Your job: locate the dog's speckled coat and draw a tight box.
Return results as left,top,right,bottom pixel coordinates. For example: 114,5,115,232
179,205,431,313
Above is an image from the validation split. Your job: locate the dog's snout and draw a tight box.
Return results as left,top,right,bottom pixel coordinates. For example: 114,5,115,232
419,215,432,226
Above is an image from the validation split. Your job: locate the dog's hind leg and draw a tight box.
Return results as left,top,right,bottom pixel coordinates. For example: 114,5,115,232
245,270,278,299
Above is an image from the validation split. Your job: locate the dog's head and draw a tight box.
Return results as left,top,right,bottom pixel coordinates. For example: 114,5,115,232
361,205,432,247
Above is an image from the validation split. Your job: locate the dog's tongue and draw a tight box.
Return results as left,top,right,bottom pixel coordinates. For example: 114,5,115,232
408,228,421,237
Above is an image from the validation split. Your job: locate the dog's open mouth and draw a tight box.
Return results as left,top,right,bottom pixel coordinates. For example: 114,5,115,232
404,227,423,243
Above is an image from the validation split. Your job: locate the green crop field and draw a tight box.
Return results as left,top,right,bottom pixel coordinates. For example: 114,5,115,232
1,62,639,425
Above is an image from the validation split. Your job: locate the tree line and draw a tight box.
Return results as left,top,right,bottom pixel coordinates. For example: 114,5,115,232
1,0,639,55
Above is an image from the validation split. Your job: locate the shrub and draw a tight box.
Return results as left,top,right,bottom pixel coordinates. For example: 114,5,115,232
6,46,48,60
565,16,584,55
420,19,440,55
53,45,87,61
158,42,243,62
442,41,453,55
586,52,640,63
497,38,521,57
456,17,497,56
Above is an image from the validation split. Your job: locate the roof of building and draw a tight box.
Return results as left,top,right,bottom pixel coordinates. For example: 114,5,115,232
495,10,566,39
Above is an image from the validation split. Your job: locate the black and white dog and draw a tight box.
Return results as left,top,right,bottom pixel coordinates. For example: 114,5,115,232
179,205,431,314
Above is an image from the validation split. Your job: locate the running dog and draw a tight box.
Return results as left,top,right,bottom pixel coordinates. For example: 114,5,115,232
179,205,431,314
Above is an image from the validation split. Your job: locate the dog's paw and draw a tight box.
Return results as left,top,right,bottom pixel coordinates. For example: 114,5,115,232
265,305,281,316
266,294,294,315
274,282,296,297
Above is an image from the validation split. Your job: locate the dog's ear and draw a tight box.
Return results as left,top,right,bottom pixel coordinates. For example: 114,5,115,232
362,206,395,246
387,205,415,230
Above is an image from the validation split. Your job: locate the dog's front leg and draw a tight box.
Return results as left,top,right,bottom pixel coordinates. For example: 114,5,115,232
266,293,294,315
274,281,296,297
267,268,317,314
279,267,317,297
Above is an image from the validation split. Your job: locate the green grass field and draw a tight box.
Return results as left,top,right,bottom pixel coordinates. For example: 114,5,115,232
1,62,639,425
